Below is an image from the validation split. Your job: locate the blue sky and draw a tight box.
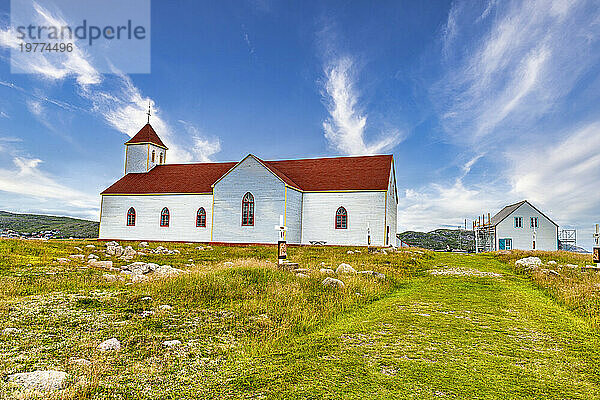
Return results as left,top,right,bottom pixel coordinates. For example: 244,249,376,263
1,0,600,249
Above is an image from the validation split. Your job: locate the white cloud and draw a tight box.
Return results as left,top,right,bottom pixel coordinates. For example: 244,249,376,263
435,0,600,146
322,56,402,155
178,120,221,162
0,157,98,211
26,99,43,116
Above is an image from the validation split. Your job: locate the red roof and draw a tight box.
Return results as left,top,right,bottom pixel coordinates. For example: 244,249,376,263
125,124,168,149
101,155,393,194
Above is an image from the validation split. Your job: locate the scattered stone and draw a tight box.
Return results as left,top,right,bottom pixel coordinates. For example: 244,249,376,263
163,340,182,348
98,338,121,351
547,260,557,265
141,296,152,301
515,257,542,269
6,370,69,392
56,258,69,264
280,262,299,271
336,263,357,274
347,250,354,254
140,310,154,318
322,277,345,289
85,244,96,248
223,262,234,267
195,246,204,250
158,304,172,311
139,242,149,247
69,254,85,261
354,250,362,253
88,260,113,269
429,267,502,277
566,264,579,268
102,274,117,282
296,273,309,278
69,358,92,367
122,246,136,257
132,274,149,283
358,270,386,280
319,268,335,274
74,247,83,252
3,327,22,335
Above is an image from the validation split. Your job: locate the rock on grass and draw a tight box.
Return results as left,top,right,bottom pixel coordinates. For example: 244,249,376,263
98,338,120,351
6,370,68,392
322,277,345,289
336,263,356,274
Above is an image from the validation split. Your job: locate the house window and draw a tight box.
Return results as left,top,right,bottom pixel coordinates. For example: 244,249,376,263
514,217,523,228
160,207,170,227
530,217,538,228
159,153,163,164
126,207,136,226
335,207,347,229
196,207,206,227
151,150,155,163
242,192,254,226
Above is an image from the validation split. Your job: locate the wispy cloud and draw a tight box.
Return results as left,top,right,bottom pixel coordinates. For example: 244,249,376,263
321,56,401,155
0,156,98,211
435,0,600,146
178,120,221,162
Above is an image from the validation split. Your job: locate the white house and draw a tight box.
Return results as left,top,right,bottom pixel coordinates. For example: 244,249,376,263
479,200,559,252
99,123,398,246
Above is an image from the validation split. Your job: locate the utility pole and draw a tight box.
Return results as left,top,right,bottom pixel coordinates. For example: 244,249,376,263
593,224,600,265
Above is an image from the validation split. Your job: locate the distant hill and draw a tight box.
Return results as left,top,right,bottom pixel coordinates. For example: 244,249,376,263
398,229,475,251
0,211,99,238
559,243,591,254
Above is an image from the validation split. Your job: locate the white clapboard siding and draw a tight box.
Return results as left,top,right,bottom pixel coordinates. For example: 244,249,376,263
99,194,213,242
300,191,386,246
385,167,398,246
285,186,303,243
212,156,286,243
125,143,166,174
495,202,558,251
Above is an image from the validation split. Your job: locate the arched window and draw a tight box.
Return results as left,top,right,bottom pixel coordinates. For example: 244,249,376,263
151,150,155,163
160,207,170,227
242,192,254,226
159,153,163,164
196,207,206,227
127,207,136,226
335,207,347,229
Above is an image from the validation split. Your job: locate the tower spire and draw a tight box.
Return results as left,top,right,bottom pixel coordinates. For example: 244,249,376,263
147,101,151,124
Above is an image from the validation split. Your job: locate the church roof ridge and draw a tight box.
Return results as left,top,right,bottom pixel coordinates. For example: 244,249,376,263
125,123,168,149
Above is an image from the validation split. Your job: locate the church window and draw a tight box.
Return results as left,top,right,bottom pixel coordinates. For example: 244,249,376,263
160,207,170,227
335,207,347,229
196,207,206,227
127,207,136,226
242,192,254,226
151,150,155,163
159,153,163,164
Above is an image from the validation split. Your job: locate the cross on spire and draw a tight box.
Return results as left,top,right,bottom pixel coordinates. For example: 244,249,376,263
147,101,151,124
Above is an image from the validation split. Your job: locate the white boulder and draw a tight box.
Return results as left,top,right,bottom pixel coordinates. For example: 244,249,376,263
6,370,69,392
322,277,345,289
163,340,182,348
336,263,357,274
515,257,542,269
98,338,121,351
319,268,334,274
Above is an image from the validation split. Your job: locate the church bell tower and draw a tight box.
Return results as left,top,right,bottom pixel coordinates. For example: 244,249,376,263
123,105,168,174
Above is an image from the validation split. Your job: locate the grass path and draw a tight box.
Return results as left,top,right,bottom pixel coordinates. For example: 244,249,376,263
231,253,600,399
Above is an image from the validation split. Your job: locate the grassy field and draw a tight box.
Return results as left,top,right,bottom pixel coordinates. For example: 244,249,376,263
0,240,599,399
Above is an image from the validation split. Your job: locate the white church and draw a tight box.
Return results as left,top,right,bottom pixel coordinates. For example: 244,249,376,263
99,123,398,246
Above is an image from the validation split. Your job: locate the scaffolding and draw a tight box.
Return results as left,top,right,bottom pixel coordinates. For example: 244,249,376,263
558,229,576,249
473,213,496,253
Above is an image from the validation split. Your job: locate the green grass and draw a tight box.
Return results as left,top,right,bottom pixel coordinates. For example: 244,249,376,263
0,240,598,399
